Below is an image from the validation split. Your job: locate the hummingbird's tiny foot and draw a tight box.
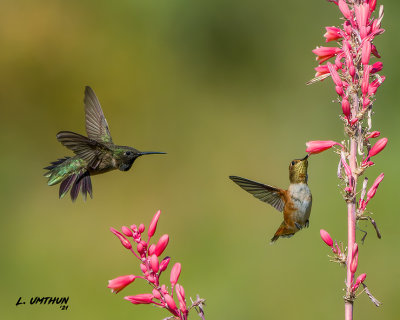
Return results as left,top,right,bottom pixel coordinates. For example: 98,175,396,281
295,222,302,230
305,220,310,228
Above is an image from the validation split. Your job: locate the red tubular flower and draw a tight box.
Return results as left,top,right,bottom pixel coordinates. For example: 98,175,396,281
320,229,333,247
341,97,351,119
369,0,377,12
362,40,372,65
312,46,342,64
354,3,370,36
338,0,352,20
164,294,179,314
176,284,188,314
371,61,383,74
350,243,359,274
328,62,343,88
148,210,161,238
324,26,343,42
155,234,170,257
352,273,367,292
371,44,381,58
110,227,132,249
315,64,330,77
368,76,385,96
159,256,171,272
355,273,367,286
366,131,380,139
366,137,388,161
366,173,384,203
124,294,154,304
306,140,343,154
362,65,371,96
108,275,136,294
170,263,182,288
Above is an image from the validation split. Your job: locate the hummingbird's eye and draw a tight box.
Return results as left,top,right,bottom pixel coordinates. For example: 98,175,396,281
125,151,132,156
291,161,296,166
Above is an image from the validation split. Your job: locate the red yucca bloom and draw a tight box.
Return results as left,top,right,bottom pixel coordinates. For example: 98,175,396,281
107,210,204,320
306,140,343,154
309,0,384,316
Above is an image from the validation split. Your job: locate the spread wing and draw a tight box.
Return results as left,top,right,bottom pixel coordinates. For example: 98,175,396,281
56,131,111,169
229,176,285,212
84,86,113,143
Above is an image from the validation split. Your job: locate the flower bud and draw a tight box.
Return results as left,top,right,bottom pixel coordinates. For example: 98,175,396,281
159,256,171,272
336,85,344,96
140,263,147,274
148,210,161,238
366,131,380,139
110,228,132,250
138,224,145,233
341,97,351,119
137,243,144,254
122,226,133,237
124,294,154,304
150,254,160,273
170,263,182,288
370,43,380,59
366,173,384,203
320,229,333,247
350,118,358,126
155,234,169,257
367,137,388,158
355,273,367,286
148,244,156,256
176,284,187,314
350,243,359,274
164,294,178,313
152,288,161,300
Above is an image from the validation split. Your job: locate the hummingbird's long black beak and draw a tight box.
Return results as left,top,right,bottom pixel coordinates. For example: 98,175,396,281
138,151,167,156
301,154,309,160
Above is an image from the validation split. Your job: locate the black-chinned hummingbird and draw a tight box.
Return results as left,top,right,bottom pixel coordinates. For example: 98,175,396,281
44,86,166,201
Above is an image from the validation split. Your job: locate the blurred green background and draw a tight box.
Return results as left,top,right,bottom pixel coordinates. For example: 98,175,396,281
1,0,399,319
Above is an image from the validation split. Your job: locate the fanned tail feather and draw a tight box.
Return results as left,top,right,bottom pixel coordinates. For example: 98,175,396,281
44,156,93,201
270,222,296,244
59,174,78,199
44,157,70,178
59,171,93,201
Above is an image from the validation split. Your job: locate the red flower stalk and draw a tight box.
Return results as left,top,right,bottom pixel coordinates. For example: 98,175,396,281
308,0,385,318
108,210,205,320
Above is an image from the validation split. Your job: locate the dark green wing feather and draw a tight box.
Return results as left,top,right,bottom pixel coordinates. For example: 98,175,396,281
56,131,110,169
84,86,113,143
229,176,285,212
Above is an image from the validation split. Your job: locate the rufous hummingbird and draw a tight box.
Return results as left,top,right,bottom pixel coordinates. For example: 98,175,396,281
229,155,312,243
44,86,166,201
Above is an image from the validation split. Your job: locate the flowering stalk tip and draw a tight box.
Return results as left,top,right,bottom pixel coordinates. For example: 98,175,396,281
107,211,205,319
